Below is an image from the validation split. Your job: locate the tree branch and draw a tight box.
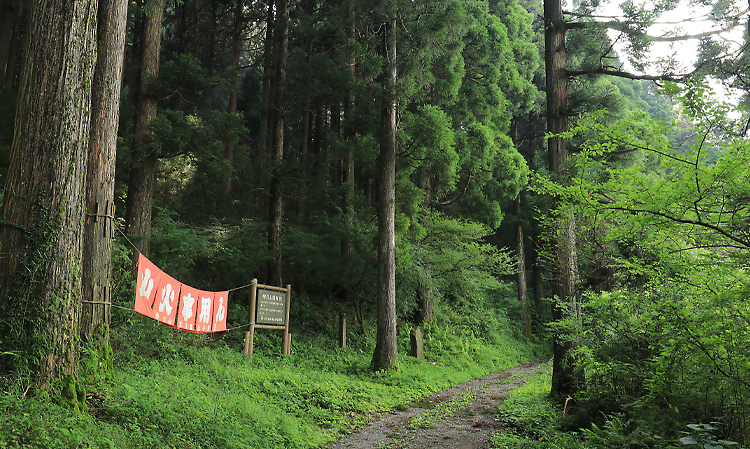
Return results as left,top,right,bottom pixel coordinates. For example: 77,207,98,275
603,205,750,248
567,66,685,81
565,18,740,43
434,174,474,207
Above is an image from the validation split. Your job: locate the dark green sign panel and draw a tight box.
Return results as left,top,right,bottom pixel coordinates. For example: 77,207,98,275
256,289,286,325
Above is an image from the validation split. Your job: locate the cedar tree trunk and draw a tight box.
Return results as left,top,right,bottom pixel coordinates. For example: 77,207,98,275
0,0,96,401
124,0,165,263
81,0,128,343
544,0,583,396
266,0,288,287
220,0,243,213
371,18,398,371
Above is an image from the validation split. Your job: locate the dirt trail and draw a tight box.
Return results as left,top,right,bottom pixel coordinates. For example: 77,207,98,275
327,360,546,449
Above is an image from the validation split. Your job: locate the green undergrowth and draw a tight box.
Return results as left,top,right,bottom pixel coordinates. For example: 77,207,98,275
490,364,747,449
0,313,545,449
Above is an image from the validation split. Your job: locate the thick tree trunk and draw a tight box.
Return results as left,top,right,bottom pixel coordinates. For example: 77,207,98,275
81,0,128,343
124,0,165,263
0,0,96,400
545,0,583,396
266,0,288,287
371,18,398,371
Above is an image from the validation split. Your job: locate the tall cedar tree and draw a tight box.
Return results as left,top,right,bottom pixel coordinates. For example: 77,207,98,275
372,17,398,371
219,0,244,212
544,0,582,396
125,0,166,263
82,0,128,344
267,0,289,287
0,0,96,399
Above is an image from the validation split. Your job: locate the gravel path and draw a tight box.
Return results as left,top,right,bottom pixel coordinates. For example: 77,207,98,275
327,360,547,449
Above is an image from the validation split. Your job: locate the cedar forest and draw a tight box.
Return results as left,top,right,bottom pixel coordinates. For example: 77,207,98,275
0,0,749,447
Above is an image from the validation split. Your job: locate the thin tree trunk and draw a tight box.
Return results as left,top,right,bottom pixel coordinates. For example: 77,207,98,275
3,0,24,87
330,101,341,190
312,105,324,175
516,196,532,337
532,218,545,311
527,112,546,312
259,0,274,155
545,0,583,396
266,0,288,287
0,0,19,80
221,0,243,213
416,283,434,325
0,0,96,399
124,0,165,264
341,0,356,304
371,18,398,372
297,36,312,226
81,0,128,344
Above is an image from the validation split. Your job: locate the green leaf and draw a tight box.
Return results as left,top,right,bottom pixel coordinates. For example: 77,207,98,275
680,436,699,445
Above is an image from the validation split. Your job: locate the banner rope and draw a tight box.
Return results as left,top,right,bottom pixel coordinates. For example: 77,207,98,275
111,303,252,332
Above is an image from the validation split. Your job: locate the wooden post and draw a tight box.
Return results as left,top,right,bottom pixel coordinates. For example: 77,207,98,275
282,284,291,355
243,331,251,355
339,313,346,349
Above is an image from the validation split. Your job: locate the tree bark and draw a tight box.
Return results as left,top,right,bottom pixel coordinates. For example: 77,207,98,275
81,0,128,343
266,0,288,287
371,18,398,372
0,0,96,397
545,0,583,396
124,0,165,263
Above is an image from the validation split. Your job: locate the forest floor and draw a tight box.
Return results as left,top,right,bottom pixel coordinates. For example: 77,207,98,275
327,360,547,449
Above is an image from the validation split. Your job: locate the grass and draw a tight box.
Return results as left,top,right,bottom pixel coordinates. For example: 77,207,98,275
0,312,547,448
408,390,477,429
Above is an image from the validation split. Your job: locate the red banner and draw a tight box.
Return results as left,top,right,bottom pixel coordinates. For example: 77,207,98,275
212,291,228,332
154,272,181,325
194,291,215,332
134,254,161,317
134,255,230,333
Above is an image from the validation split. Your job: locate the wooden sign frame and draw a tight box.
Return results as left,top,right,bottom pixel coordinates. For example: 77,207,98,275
244,280,291,358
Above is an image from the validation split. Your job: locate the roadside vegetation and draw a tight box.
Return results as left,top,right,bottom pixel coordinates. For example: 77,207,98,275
493,363,747,449
0,291,547,448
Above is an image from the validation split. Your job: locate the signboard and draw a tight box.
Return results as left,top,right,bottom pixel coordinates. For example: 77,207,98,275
256,288,286,325
244,281,292,358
